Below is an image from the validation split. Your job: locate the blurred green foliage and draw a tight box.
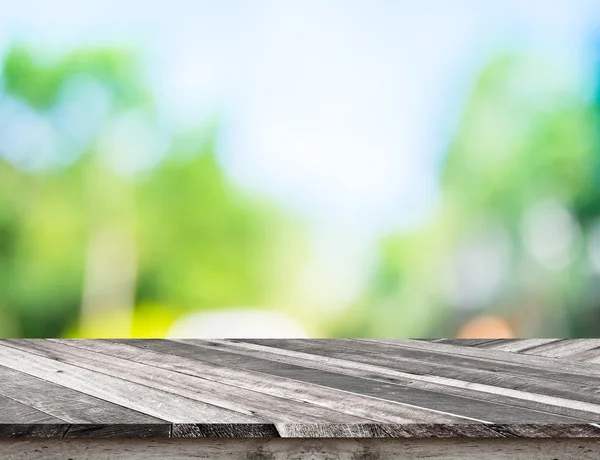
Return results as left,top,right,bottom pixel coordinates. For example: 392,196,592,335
343,53,600,338
3,45,150,111
0,45,297,338
2,44,600,338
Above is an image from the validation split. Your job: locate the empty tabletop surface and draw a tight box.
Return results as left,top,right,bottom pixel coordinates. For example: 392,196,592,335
0,338,600,439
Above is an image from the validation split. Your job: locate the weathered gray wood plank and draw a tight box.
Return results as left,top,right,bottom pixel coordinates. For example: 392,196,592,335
109,339,595,424
0,424,70,438
0,342,260,424
475,338,600,363
313,338,600,397
54,339,474,424
361,338,600,377
2,339,366,424
471,339,559,352
567,347,600,363
0,395,65,425
64,424,170,438
426,338,600,361
227,339,600,415
183,339,600,423
487,423,600,438
172,424,280,438
0,365,165,426
257,338,600,390
2,338,600,441
436,338,501,347
276,423,392,438
520,339,600,358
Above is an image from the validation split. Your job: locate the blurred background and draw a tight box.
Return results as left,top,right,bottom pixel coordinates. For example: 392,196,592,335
2,1,600,339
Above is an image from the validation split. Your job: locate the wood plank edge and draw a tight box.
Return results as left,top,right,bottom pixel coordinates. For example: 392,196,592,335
2,423,600,439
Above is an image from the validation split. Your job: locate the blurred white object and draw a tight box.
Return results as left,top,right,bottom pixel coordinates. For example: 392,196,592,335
522,198,580,270
166,308,309,338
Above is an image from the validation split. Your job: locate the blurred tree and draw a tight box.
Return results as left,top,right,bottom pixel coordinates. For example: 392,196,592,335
0,44,298,338
3,45,150,112
347,52,600,338
134,129,280,310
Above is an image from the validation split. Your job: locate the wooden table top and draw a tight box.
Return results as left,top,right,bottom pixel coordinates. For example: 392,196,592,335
1,338,600,439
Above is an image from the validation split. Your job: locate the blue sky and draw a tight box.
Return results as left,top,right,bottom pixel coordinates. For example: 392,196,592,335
1,0,599,237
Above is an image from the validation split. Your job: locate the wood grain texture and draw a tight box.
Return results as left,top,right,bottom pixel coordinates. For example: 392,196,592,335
2,438,600,460
0,342,259,425
56,339,482,424
3,339,366,424
178,339,600,422
100,339,592,424
0,394,65,425
0,364,165,425
439,338,600,362
0,338,600,439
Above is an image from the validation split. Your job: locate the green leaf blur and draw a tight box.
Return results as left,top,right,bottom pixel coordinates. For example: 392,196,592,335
2,45,600,338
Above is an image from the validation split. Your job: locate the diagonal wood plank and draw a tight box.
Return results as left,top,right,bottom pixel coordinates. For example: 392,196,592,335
351,339,600,385
519,339,600,358
415,337,600,364
0,393,70,437
2,338,600,442
0,342,260,424
236,339,600,406
0,365,165,425
1,339,367,424
181,339,600,422
565,347,600,363
477,339,560,353
357,338,600,377
52,338,478,424
435,339,503,347
94,338,595,425
0,394,65,424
